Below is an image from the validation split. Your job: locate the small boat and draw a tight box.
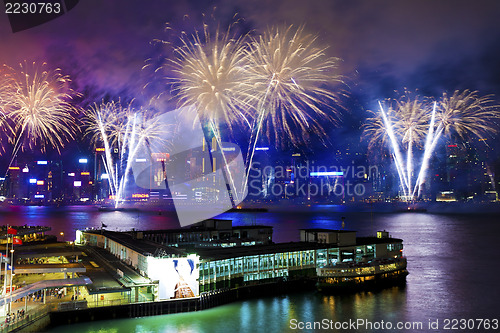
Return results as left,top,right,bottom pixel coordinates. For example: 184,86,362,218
397,207,427,213
98,206,140,212
228,207,268,212
316,257,408,292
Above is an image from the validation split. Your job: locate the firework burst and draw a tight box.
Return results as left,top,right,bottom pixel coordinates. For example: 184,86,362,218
394,93,431,147
393,92,431,195
364,93,433,200
364,92,430,151
4,61,79,153
245,25,343,146
169,22,253,133
413,90,500,197
363,105,396,152
241,25,343,193
436,89,500,141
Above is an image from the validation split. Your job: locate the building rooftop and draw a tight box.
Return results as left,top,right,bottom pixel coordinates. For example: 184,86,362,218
14,243,83,259
193,242,338,260
356,236,403,245
0,225,51,239
300,228,356,233
191,236,402,261
84,246,154,291
139,225,273,234
83,229,188,257
83,228,403,261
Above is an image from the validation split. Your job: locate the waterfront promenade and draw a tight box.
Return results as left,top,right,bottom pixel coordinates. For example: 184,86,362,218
0,281,148,332
0,240,154,332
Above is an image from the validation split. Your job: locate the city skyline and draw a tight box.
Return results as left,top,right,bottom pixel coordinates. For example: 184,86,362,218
1,137,496,204
0,2,499,332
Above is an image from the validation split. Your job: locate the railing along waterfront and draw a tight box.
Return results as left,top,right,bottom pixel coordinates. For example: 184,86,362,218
0,304,50,333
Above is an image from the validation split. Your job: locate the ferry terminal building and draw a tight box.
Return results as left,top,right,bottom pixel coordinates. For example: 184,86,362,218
75,219,404,301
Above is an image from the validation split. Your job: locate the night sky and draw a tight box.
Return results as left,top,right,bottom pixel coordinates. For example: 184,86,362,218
2,0,500,161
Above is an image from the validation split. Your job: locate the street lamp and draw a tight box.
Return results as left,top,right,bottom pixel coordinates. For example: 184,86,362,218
60,231,64,242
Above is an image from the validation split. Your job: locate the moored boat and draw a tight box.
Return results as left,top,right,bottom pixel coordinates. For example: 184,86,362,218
98,205,140,212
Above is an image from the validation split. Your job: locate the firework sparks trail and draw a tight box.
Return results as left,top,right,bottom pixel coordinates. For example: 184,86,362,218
98,113,118,199
168,21,255,204
84,101,167,207
243,25,343,190
242,74,274,193
378,101,409,198
117,112,164,208
115,114,138,207
84,101,121,200
393,153,408,199
396,92,431,201
208,120,240,205
101,155,116,198
407,128,412,199
116,112,163,207
0,66,15,154
413,102,437,198
366,90,500,201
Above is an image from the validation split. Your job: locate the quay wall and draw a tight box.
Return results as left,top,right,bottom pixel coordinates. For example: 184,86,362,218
47,276,316,329
6,313,50,333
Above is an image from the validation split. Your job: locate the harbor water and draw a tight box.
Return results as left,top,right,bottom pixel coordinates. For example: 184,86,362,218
0,205,498,332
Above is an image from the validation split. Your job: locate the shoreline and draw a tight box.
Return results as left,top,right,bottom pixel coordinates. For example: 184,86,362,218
1,201,500,216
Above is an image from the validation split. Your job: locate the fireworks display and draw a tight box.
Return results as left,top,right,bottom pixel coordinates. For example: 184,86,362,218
84,100,129,149
365,92,430,151
364,90,500,201
83,100,168,207
394,93,431,148
0,11,499,207
166,23,344,200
